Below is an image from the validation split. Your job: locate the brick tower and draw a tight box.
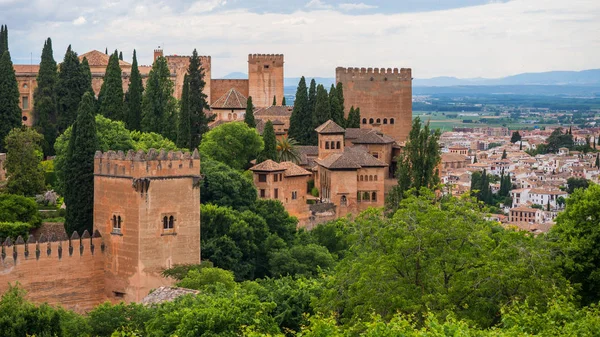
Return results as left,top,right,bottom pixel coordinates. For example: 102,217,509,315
93,149,201,303
336,67,412,142
248,54,284,108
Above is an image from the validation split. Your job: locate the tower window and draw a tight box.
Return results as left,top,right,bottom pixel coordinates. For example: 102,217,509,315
162,214,176,234
292,191,298,200
163,216,168,229
362,118,367,124
325,142,330,149
336,141,341,149
22,96,29,110
376,118,381,124
260,189,266,198
112,214,122,234
383,118,388,124
341,195,347,206
168,216,174,229
372,192,377,202
390,118,395,124
264,65,270,69
274,188,279,199
258,174,267,182
369,118,374,124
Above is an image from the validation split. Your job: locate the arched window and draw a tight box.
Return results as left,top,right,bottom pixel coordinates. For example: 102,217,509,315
372,192,377,201
233,113,238,120
374,175,378,181
336,141,341,149
117,216,122,229
369,118,374,124
360,175,364,181
362,118,367,124
168,216,174,229
369,175,373,181
341,195,347,206
228,113,232,120
390,118,395,124
325,142,330,149
376,118,381,124
363,192,370,201
112,215,117,229
383,118,388,124
163,216,169,229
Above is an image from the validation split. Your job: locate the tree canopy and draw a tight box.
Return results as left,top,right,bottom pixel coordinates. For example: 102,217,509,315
199,122,263,170
98,51,123,121
32,38,58,156
4,127,45,196
0,49,21,153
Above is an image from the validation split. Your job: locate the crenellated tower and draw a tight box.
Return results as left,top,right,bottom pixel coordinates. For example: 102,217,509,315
336,67,412,142
93,148,201,303
248,54,284,108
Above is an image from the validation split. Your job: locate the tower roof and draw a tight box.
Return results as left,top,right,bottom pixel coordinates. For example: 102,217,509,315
79,50,131,67
249,159,285,172
315,147,387,170
211,88,247,109
315,120,345,134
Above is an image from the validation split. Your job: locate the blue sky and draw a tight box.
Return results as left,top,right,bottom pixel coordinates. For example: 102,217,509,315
1,0,598,78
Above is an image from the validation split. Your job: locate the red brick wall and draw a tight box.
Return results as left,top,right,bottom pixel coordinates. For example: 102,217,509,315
248,54,284,108
211,79,249,105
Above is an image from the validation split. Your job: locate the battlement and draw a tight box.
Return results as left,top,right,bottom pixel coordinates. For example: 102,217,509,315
336,67,411,80
1,230,104,264
166,55,211,61
94,148,201,179
248,54,284,62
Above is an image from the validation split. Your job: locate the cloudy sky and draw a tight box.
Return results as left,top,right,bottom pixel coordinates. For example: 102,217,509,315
2,0,599,78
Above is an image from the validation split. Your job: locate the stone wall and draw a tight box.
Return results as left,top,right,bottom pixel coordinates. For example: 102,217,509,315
0,233,107,313
0,153,6,181
166,55,211,102
336,67,412,142
211,79,249,105
248,54,284,108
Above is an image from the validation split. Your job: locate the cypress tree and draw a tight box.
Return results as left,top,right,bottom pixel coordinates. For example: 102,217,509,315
258,120,277,163
502,149,507,159
33,38,58,156
119,51,123,61
124,50,143,131
329,84,343,126
80,57,94,98
0,50,21,153
141,56,177,139
353,107,361,128
187,49,212,147
98,51,124,121
473,154,478,163
273,95,277,106
595,153,599,168
105,48,108,55
346,106,356,128
520,141,523,151
282,96,286,106
244,96,255,128
336,81,345,119
313,84,331,126
177,74,191,149
56,45,86,133
0,25,6,54
307,79,317,121
288,77,309,144
64,92,98,234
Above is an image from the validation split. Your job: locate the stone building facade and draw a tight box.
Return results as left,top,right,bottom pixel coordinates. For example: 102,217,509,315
0,149,201,311
336,67,412,142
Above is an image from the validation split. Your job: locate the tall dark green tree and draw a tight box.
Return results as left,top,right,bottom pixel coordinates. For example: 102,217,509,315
187,49,212,148
32,38,58,156
329,84,344,127
141,56,177,139
64,92,98,234
273,95,277,106
56,45,86,133
281,96,286,106
502,149,507,159
0,50,21,152
307,79,317,123
0,25,8,54
244,96,255,128
98,51,124,121
311,84,331,144
288,77,309,144
510,131,522,143
176,74,191,149
385,117,441,214
119,51,123,61
124,50,143,131
257,121,277,163
4,127,46,196
80,57,94,98
346,106,361,128
335,82,345,119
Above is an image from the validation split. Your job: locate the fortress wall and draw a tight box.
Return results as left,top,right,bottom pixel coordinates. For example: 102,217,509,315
0,233,107,313
336,67,412,142
211,79,249,105
166,55,211,101
248,54,284,108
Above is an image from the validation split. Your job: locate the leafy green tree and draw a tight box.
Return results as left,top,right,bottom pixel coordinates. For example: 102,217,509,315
87,302,150,337
289,77,309,145
244,96,255,128
56,45,86,133
386,117,441,214
268,243,335,278
187,49,212,147
98,51,124,121
199,122,263,170
329,84,344,127
276,136,300,163
201,157,257,211
566,177,589,194
311,84,331,144
545,127,574,153
0,194,42,227
258,120,277,162
141,56,177,139
0,50,21,153
33,38,58,156
124,50,143,131
176,74,191,149
130,131,177,151
510,131,522,143
64,92,98,234
176,267,236,291
4,128,45,196
252,199,298,243
551,183,600,305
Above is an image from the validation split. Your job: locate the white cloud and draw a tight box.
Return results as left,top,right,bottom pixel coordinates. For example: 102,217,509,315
339,3,378,10
72,16,87,25
305,0,332,9
188,0,227,14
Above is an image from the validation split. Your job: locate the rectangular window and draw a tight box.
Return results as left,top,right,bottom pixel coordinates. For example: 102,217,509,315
260,189,266,198
274,174,278,182
22,96,29,110
274,188,279,199
259,174,267,182
292,191,298,200
264,64,270,69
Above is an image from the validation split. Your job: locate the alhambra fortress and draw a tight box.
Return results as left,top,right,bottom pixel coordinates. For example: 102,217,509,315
2,48,412,311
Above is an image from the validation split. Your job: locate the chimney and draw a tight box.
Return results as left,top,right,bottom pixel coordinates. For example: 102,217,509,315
154,47,163,62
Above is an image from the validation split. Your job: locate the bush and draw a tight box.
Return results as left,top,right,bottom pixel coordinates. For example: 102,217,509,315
0,222,32,240
0,194,42,227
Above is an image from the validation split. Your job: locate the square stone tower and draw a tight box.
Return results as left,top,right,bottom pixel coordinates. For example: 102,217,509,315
93,149,201,303
248,54,284,108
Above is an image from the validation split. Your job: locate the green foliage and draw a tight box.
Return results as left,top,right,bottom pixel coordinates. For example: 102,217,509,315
245,96,256,127
187,49,213,148
258,120,278,163
276,136,301,164
87,302,151,337
0,50,21,153
541,127,574,153
282,96,286,106
33,38,59,156
335,82,345,120
551,183,600,305
141,56,177,140
176,74,192,149
329,84,344,127
0,25,7,54
566,177,589,194
81,57,94,98
386,117,441,214
64,92,98,234
311,84,331,144
201,157,257,210
4,127,46,196
56,45,87,133
176,267,237,291
345,106,361,128
124,50,143,131
199,122,263,170
471,169,493,204
130,131,177,152
269,243,335,278
274,95,277,106
0,222,32,240
162,261,215,280
501,149,507,159
0,193,42,227
289,77,311,145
